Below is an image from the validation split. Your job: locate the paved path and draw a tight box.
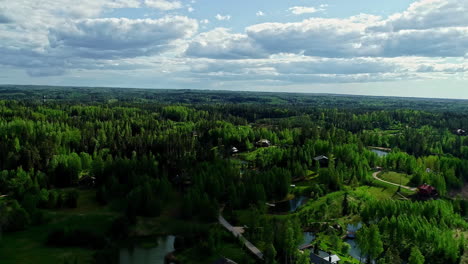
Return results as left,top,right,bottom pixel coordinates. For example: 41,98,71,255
372,171,417,192
218,214,264,260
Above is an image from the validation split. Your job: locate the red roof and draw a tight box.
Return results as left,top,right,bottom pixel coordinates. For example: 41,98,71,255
418,184,436,195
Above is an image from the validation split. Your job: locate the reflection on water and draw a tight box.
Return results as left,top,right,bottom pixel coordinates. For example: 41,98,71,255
272,196,309,213
120,236,175,264
301,232,316,247
371,149,389,157
290,196,308,212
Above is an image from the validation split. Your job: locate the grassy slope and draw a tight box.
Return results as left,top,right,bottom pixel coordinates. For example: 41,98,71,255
379,171,412,187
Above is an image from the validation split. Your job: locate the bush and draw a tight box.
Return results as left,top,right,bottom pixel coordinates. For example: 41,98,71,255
5,206,30,232
47,228,107,249
65,190,79,208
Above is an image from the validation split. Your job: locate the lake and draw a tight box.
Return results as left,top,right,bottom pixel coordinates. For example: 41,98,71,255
120,236,176,264
371,149,389,157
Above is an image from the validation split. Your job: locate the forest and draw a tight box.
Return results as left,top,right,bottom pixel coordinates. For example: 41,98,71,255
1,85,468,264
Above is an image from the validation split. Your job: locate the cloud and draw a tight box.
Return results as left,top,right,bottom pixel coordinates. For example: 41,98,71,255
0,13,12,24
215,14,231,21
288,6,326,15
200,19,209,24
26,68,66,77
188,7,194,12
246,18,370,57
144,0,182,10
49,16,198,58
375,27,468,57
185,28,266,59
256,11,265,17
189,2,468,60
370,0,468,32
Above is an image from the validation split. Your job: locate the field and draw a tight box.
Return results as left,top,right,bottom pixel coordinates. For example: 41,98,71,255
379,171,413,187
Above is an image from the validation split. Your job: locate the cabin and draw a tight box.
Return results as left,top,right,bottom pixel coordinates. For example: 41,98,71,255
418,183,438,198
231,147,239,154
256,139,271,147
455,129,467,136
310,251,341,264
78,175,96,187
314,155,329,167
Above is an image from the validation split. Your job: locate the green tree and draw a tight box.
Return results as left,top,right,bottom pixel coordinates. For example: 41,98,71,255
408,246,424,264
264,243,278,264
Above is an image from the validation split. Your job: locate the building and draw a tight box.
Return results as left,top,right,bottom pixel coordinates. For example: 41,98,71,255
256,139,271,147
310,251,341,264
314,155,329,167
455,129,467,136
418,183,438,197
231,147,239,154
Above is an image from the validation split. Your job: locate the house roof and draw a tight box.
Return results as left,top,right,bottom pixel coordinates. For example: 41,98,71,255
418,184,436,193
314,155,329,161
310,251,341,264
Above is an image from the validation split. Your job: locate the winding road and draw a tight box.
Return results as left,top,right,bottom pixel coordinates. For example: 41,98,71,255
372,171,417,192
218,214,264,260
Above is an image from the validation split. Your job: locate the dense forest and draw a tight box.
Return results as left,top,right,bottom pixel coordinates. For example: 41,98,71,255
1,85,468,264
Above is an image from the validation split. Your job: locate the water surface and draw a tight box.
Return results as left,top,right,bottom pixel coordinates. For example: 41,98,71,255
119,236,175,264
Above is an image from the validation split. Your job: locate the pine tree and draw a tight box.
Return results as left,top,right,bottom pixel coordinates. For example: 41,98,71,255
408,246,424,264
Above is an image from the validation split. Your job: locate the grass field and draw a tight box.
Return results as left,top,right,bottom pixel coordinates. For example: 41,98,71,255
379,171,412,187
0,189,117,264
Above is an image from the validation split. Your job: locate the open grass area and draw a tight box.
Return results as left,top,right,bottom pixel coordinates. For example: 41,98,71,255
0,189,117,264
238,146,278,162
379,171,412,187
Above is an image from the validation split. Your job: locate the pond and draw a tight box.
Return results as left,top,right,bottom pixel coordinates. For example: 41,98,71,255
301,232,316,247
371,149,389,157
120,236,176,264
271,196,309,213
299,224,368,264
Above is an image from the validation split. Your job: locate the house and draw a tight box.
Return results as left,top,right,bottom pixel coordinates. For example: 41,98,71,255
231,147,239,154
78,175,96,187
314,155,329,167
310,251,341,264
418,183,438,197
256,139,271,147
455,129,467,136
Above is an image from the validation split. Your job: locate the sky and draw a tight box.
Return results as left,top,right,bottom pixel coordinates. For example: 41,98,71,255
0,0,467,99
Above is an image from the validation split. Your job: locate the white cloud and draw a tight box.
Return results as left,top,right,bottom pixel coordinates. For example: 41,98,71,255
49,16,198,58
188,7,194,12
186,28,266,59
144,0,182,11
256,11,265,17
288,6,326,15
370,0,468,32
245,18,371,57
215,14,231,21
200,19,209,24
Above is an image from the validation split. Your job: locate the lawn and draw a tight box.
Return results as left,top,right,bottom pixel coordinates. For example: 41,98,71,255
379,171,412,187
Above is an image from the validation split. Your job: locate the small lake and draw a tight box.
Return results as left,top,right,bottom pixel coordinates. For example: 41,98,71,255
271,196,308,213
371,149,389,157
299,224,367,263
301,232,316,247
120,236,175,264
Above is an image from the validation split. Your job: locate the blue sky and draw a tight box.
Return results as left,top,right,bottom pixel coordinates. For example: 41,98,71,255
0,0,467,99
